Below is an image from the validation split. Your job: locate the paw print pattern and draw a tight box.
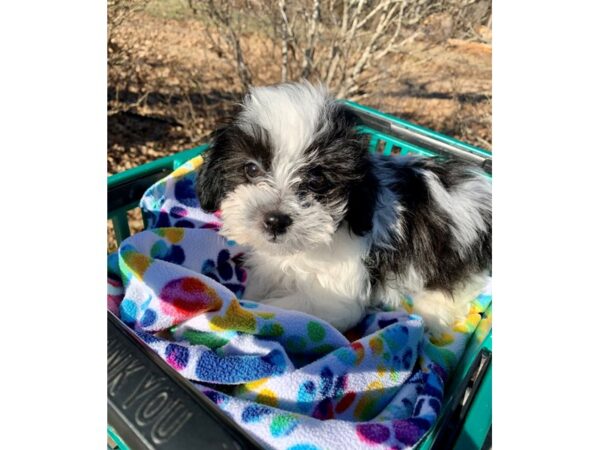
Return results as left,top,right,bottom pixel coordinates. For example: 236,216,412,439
150,206,204,229
174,178,199,207
201,249,247,298
296,366,353,420
140,169,223,230
150,240,185,265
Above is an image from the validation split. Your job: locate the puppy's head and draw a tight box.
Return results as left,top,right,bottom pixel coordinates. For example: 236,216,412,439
196,82,377,255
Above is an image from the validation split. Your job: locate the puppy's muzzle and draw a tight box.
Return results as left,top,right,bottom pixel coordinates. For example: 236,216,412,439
263,211,293,237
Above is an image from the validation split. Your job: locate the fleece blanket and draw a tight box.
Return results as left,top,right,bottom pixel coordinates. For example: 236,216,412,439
107,155,492,450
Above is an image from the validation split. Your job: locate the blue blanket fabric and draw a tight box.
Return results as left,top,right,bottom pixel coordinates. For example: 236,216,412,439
108,155,492,449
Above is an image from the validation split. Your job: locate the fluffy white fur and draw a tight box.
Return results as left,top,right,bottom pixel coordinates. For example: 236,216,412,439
243,224,371,331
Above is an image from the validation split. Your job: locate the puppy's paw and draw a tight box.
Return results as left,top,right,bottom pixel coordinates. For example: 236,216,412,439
412,290,471,338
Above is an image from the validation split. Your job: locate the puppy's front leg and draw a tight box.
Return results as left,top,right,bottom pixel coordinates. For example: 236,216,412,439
262,292,364,332
242,275,286,300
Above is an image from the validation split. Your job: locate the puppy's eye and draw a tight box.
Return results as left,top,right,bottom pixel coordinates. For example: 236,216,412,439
244,162,262,180
307,170,329,193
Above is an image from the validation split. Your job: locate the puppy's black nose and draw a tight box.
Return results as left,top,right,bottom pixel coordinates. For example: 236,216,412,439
263,212,292,236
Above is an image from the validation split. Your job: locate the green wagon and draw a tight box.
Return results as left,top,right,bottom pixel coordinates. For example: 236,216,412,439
107,101,492,450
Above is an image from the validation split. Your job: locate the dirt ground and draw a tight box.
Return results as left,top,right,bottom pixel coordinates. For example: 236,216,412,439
107,7,491,250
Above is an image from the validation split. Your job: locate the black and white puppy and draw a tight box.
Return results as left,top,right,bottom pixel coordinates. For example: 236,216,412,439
196,82,491,334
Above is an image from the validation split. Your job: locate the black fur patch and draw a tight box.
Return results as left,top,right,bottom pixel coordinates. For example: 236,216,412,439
366,156,492,294
195,122,273,212
302,104,378,235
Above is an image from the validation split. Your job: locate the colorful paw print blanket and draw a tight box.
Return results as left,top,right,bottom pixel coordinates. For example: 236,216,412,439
107,155,492,450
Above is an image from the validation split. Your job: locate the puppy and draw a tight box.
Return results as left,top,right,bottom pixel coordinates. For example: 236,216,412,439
195,82,491,335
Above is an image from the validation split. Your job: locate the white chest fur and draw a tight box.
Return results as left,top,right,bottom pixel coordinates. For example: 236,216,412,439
243,226,371,305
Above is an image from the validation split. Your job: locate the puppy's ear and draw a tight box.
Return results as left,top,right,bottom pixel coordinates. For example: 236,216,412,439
329,103,362,137
345,156,378,236
338,104,361,128
330,103,375,235
195,126,232,212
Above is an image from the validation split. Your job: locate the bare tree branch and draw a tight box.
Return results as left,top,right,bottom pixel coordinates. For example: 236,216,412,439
191,0,254,90
176,0,490,101
339,0,399,97
301,0,321,78
278,0,291,81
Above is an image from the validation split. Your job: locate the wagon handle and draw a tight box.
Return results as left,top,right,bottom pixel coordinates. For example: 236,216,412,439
107,312,262,449
344,101,493,175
